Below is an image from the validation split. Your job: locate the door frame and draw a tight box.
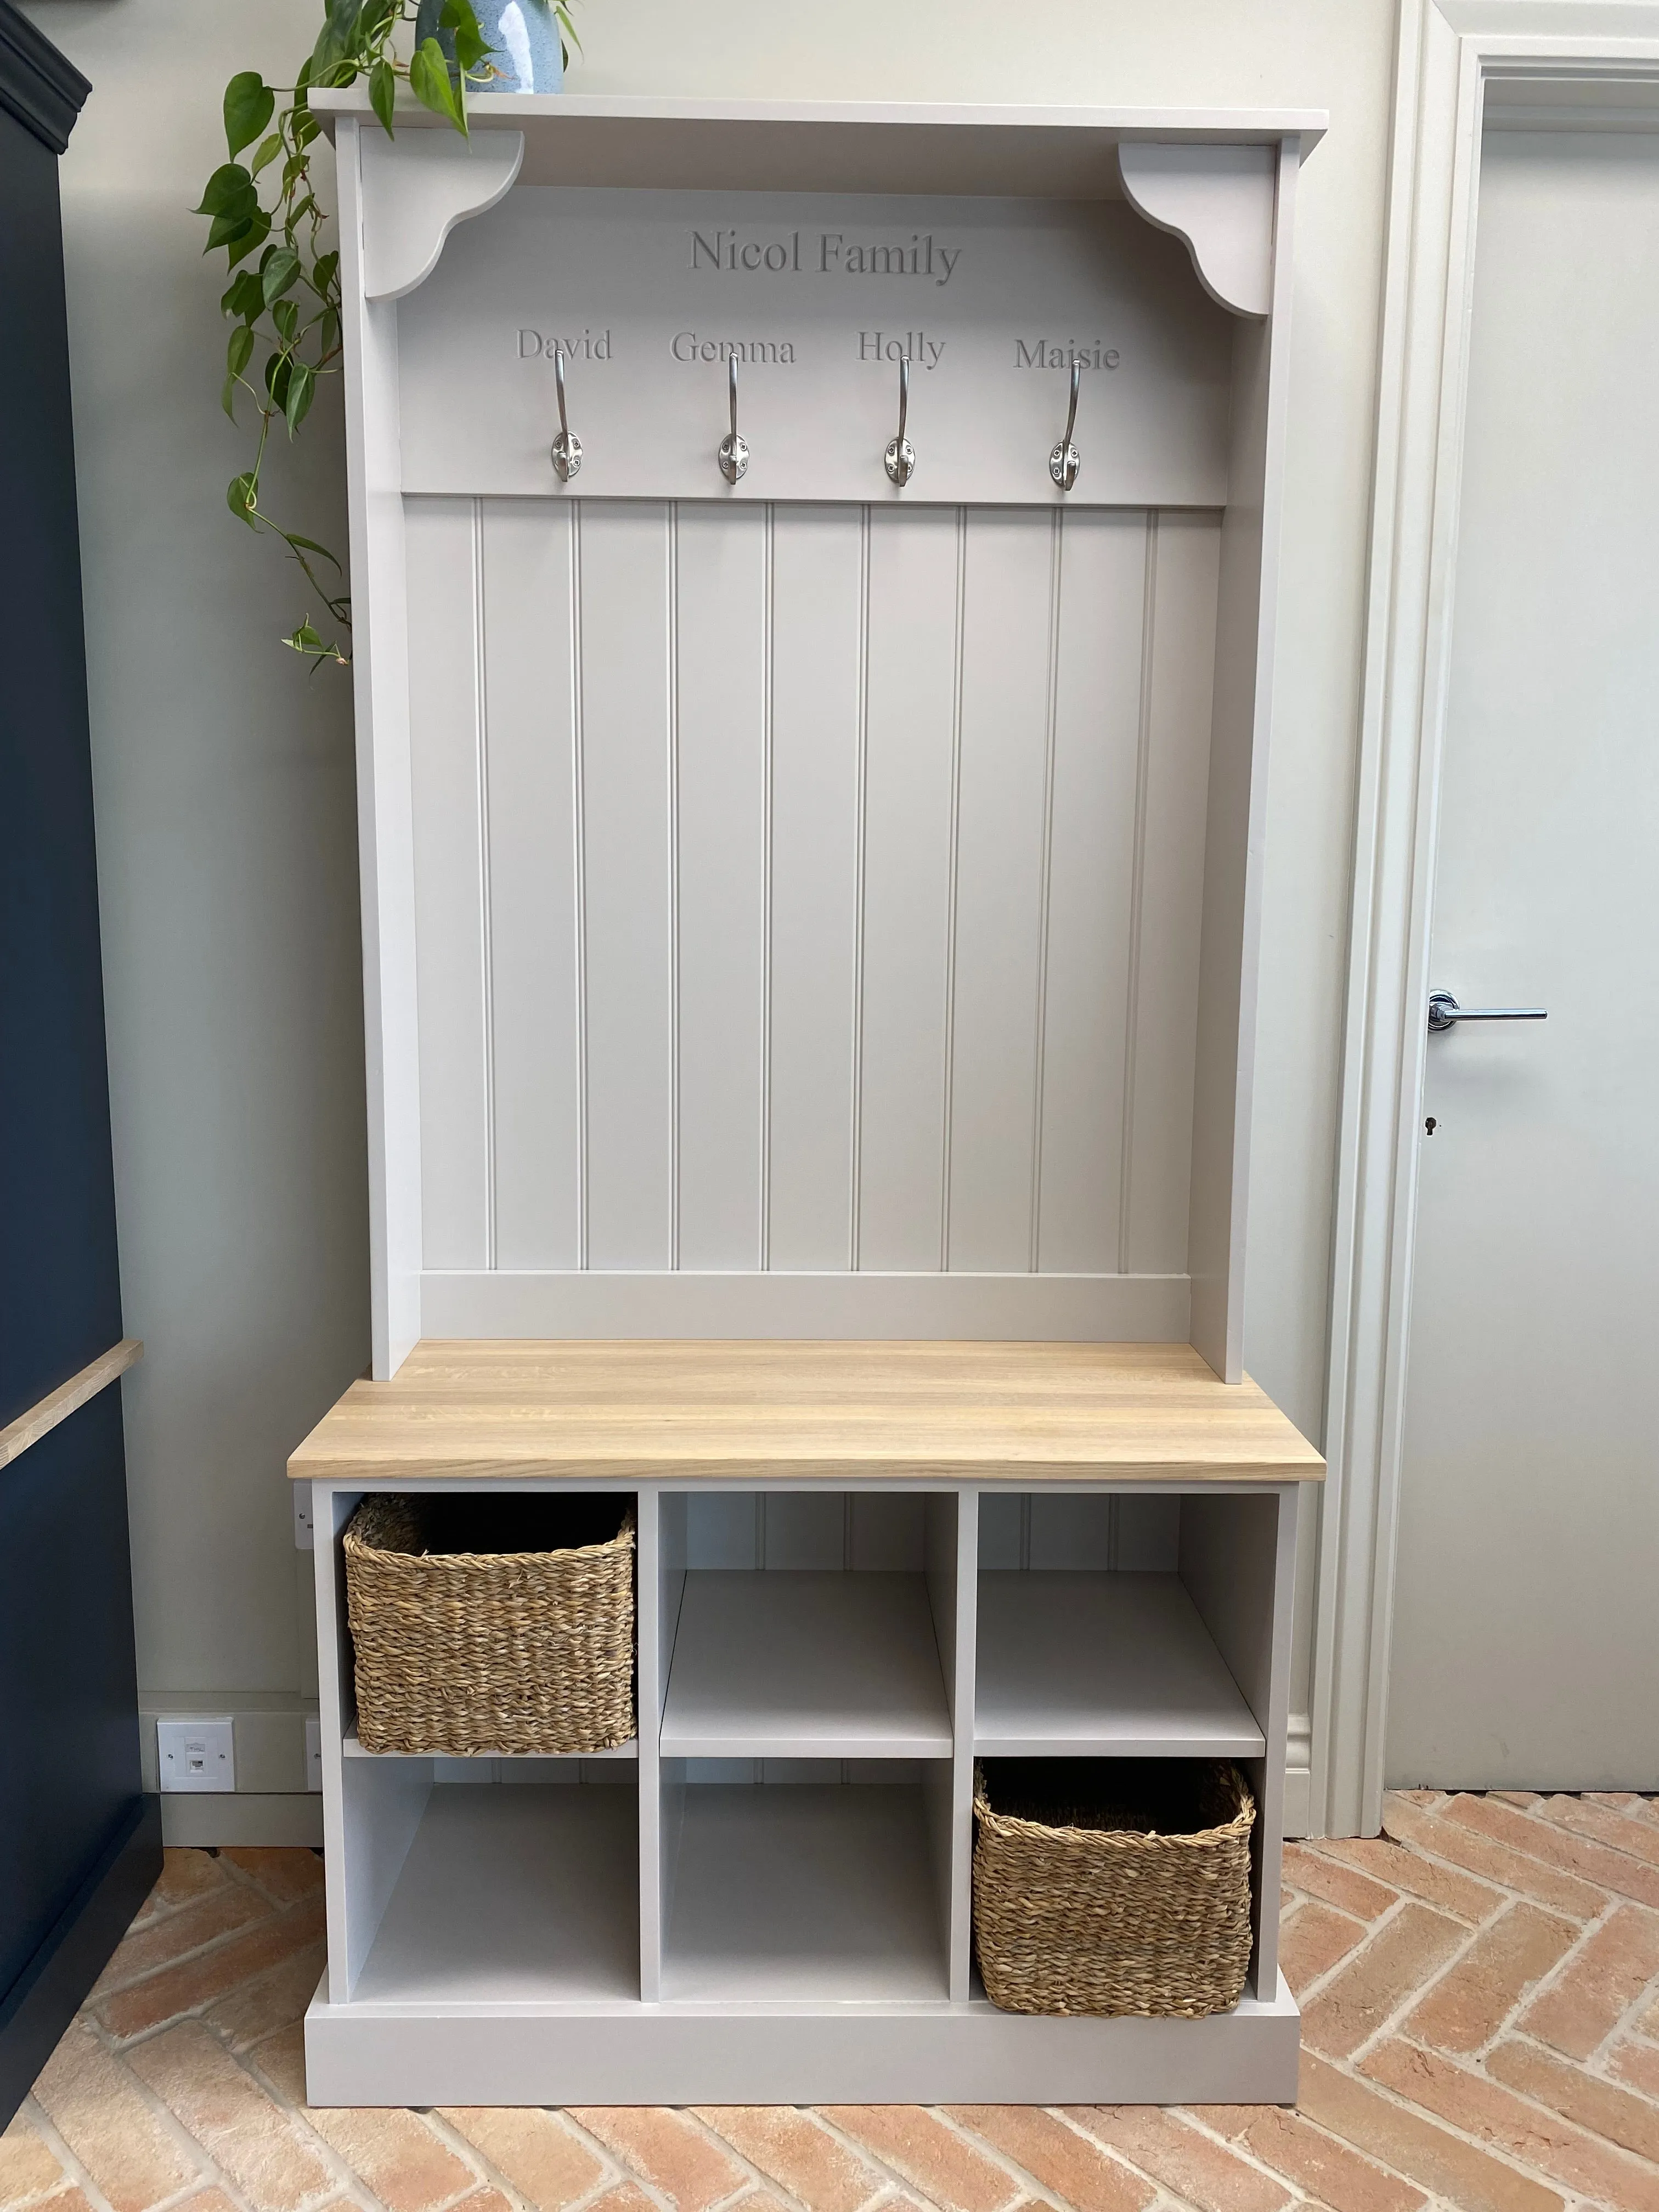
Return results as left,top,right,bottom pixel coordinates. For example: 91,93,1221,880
1313,0,1659,1838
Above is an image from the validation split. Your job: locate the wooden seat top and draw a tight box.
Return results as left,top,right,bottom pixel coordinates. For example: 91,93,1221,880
289,1340,1324,1486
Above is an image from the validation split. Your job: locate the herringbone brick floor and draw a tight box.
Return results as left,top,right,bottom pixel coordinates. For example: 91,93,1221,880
7,1791,1659,2212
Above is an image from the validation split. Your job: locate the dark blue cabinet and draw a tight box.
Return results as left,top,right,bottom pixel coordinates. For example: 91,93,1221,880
0,0,161,2121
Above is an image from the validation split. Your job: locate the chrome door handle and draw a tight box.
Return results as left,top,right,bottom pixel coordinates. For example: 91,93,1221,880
1427,990,1548,1034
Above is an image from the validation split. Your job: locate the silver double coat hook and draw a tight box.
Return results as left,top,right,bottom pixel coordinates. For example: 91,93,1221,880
1049,359,1081,491
884,356,916,486
718,355,749,483
550,348,582,483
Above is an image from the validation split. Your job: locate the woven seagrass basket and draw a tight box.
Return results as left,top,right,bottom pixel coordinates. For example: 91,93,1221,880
972,1758,1255,2018
343,1493,636,1756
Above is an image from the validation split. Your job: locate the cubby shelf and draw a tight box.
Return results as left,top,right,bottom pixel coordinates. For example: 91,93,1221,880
661,1570,952,1759
351,1783,640,2006
974,1571,1266,1758
663,1781,947,2002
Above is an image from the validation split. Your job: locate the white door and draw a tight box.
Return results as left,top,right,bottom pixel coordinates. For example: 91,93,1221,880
1387,127,1659,1788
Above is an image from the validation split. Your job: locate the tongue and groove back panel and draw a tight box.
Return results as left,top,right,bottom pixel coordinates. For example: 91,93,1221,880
351,149,1288,1357
403,498,1219,1332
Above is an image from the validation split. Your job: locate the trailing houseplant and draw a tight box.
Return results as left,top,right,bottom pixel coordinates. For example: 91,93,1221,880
198,0,576,667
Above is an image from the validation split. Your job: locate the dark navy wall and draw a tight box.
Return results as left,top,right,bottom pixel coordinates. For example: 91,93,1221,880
0,1389,146,2001
0,0,161,2125
0,11,122,1431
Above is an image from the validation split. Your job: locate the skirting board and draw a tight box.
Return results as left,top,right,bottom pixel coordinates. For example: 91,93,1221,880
160,1795,324,1848
306,1973,1300,2106
1283,1711,1312,1837
419,1271,1193,1342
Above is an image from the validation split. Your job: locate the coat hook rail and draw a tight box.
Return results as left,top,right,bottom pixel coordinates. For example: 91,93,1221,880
554,354,1099,493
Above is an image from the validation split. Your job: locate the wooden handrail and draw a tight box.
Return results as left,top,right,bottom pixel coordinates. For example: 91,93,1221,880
0,1338,143,1470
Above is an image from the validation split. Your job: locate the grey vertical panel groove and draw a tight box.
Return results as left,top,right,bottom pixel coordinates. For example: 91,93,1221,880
848,505,872,1269
667,503,682,1272
1026,508,1064,1273
569,501,590,1270
471,498,498,1271
760,504,775,1270
938,507,968,1271
1118,511,1159,1276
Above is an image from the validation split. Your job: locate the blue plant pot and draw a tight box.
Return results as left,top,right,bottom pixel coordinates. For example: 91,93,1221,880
477,0,563,92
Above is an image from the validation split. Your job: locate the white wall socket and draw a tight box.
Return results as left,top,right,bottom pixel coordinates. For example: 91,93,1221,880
293,1482,314,1550
305,1713,323,1792
157,1717,235,1793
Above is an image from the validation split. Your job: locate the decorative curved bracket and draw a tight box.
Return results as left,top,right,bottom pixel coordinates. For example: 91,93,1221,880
360,127,524,302
1118,142,1277,319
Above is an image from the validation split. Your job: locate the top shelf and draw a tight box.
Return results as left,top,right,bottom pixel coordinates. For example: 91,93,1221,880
289,1340,1324,1485
310,89,1327,197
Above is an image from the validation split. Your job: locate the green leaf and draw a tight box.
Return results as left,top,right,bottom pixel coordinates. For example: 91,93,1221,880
262,245,302,306
357,0,399,49
311,249,340,296
409,36,465,130
284,533,343,570
250,131,284,177
223,72,275,157
369,57,396,134
224,208,273,267
285,359,317,433
227,323,256,378
284,617,348,666
265,351,292,410
316,307,341,359
227,472,259,525
441,0,488,74
221,269,265,321
272,298,300,344
312,0,361,71
194,161,255,217
206,206,258,253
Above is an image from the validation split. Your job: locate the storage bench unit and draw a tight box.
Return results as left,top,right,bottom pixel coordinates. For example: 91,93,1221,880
298,86,1330,2102
293,1340,1322,2103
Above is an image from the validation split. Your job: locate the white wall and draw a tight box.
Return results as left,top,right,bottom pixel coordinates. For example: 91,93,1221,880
24,0,1396,1832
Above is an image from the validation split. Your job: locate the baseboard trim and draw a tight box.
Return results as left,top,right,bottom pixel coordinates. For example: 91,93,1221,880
0,1796,161,2125
160,1794,324,1848
1282,1711,1312,1837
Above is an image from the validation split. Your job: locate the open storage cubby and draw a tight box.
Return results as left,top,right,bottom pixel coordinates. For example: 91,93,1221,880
348,1774,641,2006
296,84,1329,2107
975,1489,1274,1758
662,1774,949,2002
659,1491,957,1759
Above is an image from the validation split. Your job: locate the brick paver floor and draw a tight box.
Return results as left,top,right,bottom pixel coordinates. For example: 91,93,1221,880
8,1791,1659,2212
